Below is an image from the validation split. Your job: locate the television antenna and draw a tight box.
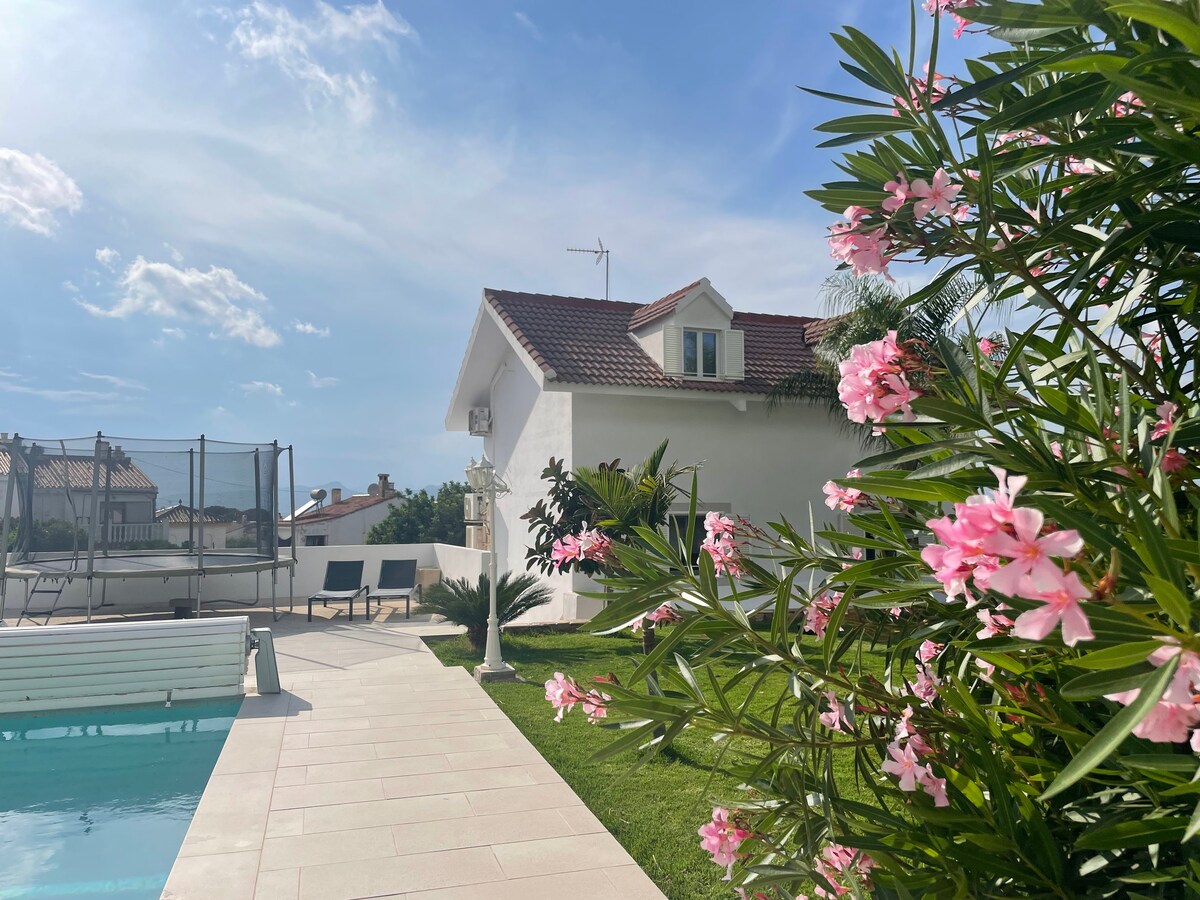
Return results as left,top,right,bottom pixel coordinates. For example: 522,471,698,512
567,239,610,301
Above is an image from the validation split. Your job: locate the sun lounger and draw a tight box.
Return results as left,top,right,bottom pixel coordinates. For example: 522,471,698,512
308,560,369,622
368,559,418,619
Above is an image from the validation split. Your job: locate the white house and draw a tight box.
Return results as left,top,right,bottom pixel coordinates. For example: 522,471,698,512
153,502,234,550
287,474,401,546
445,277,864,622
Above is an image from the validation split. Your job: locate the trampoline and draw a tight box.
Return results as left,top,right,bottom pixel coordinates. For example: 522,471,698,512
0,433,297,623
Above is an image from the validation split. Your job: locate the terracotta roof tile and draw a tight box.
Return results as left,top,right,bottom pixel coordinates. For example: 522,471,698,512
627,278,705,330
0,449,158,492
484,288,824,396
155,503,227,525
294,492,395,524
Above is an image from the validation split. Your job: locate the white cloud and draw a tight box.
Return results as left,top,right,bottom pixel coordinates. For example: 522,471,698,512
62,279,79,294
0,379,119,403
306,369,338,388
79,370,147,391
240,380,284,396
163,242,184,263
81,256,282,348
513,12,542,40
95,246,121,270
293,320,330,337
160,326,186,339
0,148,82,236
229,0,415,124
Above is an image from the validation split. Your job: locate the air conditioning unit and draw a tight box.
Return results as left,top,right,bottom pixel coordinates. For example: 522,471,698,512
463,492,485,524
468,407,492,436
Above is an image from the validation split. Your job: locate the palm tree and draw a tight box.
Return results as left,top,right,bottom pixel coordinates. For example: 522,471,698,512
571,438,687,538
767,272,981,409
421,572,553,652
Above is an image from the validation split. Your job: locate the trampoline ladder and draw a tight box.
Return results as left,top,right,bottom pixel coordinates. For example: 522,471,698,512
19,576,67,626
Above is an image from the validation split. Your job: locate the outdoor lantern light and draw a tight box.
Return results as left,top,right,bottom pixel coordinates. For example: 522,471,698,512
464,454,515,682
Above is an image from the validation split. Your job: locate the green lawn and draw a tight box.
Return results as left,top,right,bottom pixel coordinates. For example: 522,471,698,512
427,628,887,900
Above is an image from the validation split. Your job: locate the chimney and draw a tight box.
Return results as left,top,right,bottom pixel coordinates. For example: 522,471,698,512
377,473,394,499
331,488,342,504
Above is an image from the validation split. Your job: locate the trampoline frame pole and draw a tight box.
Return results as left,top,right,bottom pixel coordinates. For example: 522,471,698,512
197,435,206,618
86,433,103,623
286,445,296,618
0,433,20,624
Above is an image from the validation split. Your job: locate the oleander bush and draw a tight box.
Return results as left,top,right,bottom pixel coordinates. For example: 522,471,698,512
540,2,1200,895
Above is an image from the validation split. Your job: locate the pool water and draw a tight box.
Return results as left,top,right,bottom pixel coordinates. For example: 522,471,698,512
0,699,241,899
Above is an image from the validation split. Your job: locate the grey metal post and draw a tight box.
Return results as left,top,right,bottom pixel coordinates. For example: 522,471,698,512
269,441,279,619
286,445,296,618
86,433,104,622
253,448,262,556
197,435,206,618
0,433,22,623
188,448,195,555
101,443,114,557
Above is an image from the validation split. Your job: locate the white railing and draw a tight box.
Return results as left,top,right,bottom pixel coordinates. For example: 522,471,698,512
105,522,170,545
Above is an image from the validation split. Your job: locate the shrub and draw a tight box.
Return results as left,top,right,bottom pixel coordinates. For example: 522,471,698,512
559,3,1200,896
421,572,554,651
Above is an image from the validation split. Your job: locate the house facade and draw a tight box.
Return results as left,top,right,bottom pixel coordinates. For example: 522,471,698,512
287,475,400,546
446,278,865,622
0,442,163,547
154,502,234,550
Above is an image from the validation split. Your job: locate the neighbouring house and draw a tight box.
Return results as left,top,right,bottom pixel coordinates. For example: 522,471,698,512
286,474,400,546
445,277,865,622
0,439,164,547
154,502,235,550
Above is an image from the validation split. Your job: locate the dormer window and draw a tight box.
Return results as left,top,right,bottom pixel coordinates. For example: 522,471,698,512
683,329,719,378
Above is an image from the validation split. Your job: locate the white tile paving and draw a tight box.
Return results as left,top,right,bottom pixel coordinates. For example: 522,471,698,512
158,608,665,899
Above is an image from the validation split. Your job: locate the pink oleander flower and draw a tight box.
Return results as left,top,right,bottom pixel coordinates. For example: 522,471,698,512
836,331,921,424
917,640,943,665
581,689,610,723
1142,330,1163,363
1111,91,1144,117
828,216,896,281
844,204,871,226
814,843,875,897
1011,568,1094,646
1152,402,1178,441
978,337,998,355
631,602,682,633
976,607,1015,639
698,807,751,880
882,173,912,213
1065,156,1097,176
805,591,840,639
819,690,850,732
982,506,1084,597
823,468,864,511
975,656,996,682
1163,448,1188,474
894,66,946,116
924,0,977,37
1050,440,1063,459
1108,643,1200,743
911,664,941,703
881,739,925,791
545,672,587,722
911,168,963,219
919,768,950,807
704,511,735,536
550,534,582,568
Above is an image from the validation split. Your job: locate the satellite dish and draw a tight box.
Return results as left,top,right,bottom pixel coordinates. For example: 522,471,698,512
310,488,327,503
368,484,380,497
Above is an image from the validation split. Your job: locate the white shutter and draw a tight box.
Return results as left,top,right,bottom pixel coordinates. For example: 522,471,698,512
663,326,683,376
724,329,745,380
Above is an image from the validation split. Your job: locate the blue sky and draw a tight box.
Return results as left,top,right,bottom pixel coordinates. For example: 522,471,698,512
0,0,946,496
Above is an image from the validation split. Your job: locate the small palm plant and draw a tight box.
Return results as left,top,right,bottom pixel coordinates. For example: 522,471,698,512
421,572,553,652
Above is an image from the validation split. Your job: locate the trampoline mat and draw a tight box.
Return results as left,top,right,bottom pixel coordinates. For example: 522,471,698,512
4,553,295,580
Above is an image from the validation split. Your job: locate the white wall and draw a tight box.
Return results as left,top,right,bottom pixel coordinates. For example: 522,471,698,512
0,543,487,618
293,499,398,546
484,355,577,622
571,392,862,528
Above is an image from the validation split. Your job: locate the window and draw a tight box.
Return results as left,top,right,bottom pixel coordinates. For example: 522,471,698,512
668,514,706,566
682,330,718,378
304,534,327,546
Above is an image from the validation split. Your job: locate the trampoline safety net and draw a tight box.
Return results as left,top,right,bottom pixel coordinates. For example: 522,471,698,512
0,433,296,591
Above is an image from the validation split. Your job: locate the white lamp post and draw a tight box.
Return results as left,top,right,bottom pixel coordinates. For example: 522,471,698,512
465,455,516,682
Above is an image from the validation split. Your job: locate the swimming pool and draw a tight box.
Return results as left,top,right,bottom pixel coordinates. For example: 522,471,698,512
0,698,241,899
